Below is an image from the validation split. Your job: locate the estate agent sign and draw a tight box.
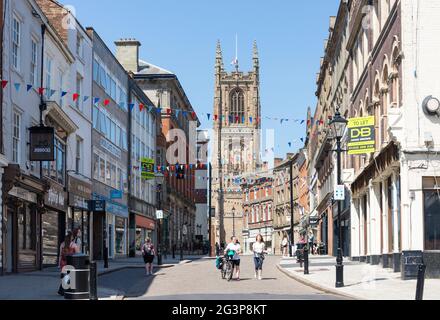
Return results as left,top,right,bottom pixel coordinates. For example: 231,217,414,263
347,116,376,155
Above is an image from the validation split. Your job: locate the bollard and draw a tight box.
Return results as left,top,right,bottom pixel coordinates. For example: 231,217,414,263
89,261,98,301
180,245,184,261
304,246,309,275
172,245,176,259
415,263,426,301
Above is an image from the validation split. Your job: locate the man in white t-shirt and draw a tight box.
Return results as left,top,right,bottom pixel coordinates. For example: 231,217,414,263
224,236,242,281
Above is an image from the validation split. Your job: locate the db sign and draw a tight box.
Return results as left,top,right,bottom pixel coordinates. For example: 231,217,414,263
347,116,375,155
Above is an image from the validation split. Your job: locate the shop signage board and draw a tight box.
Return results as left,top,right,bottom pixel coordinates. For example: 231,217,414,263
156,210,164,219
110,189,123,199
29,126,55,161
88,200,106,212
141,158,155,180
334,185,345,201
347,116,375,155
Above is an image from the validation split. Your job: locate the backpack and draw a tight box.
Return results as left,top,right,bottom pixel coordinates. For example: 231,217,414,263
143,244,153,256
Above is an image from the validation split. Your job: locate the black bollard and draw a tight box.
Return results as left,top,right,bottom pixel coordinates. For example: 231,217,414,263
89,261,98,301
304,246,309,275
172,245,176,259
415,263,426,301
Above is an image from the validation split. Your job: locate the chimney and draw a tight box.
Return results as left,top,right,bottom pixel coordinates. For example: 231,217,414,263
114,38,141,73
274,158,283,168
286,153,295,159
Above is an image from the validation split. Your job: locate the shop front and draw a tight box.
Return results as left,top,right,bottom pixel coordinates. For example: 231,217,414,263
135,214,155,254
2,165,47,273
91,193,128,260
67,175,92,255
42,181,68,267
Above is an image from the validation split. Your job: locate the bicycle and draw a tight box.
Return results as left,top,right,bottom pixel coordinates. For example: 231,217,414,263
221,250,236,281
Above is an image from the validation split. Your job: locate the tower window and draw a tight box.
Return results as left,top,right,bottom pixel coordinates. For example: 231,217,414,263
230,89,245,122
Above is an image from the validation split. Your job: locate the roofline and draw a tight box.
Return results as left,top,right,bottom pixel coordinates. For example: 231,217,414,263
134,73,201,126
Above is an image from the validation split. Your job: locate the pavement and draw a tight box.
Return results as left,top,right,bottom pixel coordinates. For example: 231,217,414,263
128,255,345,300
278,255,440,300
0,255,203,300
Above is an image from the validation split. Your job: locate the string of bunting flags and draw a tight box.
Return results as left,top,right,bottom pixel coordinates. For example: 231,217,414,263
1,79,324,149
0,79,198,121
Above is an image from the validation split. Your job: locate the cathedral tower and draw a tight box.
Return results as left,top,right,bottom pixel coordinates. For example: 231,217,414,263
211,40,262,246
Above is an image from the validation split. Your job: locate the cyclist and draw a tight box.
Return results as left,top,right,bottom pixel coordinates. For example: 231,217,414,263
252,234,268,280
224,236,241,281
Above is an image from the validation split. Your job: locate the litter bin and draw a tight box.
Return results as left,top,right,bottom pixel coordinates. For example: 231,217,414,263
63,254,90,300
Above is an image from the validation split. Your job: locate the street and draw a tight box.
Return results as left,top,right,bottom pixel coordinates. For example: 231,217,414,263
98,256,345,300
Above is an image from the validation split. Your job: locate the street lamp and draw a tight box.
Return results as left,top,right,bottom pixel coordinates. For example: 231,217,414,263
232,207,236,237
329,107,348,288
155,173,165,266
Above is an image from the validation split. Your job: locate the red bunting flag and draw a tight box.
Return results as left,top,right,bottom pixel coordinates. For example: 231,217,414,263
139,104,144,112
73,93,79,101
104,99,110,106
38,87,45,95
214,115,218,121
171,165,175,171
191,111,196,119
167,108,171,115
185,164,189,170
235,116,239,123
1,80,8,89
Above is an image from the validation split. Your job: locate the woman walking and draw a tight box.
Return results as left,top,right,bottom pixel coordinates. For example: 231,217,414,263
142,238,155,276
58,231,79,296
252,234,267,280
281,236,288,258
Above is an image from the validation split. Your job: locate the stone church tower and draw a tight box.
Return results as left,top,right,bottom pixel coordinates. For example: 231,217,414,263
211,40,262,246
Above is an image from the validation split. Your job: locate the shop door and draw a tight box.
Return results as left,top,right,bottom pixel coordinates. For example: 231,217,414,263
93,213,103,260
15,204,38,272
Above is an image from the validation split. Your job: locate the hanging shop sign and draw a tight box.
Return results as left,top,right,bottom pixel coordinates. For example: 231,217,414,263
347,116,375,155
29,126,55,161
141,158,155,180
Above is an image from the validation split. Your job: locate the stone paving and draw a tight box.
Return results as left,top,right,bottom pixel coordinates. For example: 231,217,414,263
0,255,201,300
279,255,440,300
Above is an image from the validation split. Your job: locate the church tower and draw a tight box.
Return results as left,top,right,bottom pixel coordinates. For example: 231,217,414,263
211,40,262,246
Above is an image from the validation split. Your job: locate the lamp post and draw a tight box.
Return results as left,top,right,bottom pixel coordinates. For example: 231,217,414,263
329,107,348,288
155,173,165,266
232,207,236,237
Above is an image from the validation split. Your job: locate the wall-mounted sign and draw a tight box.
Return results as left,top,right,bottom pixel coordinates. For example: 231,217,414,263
334,185,345,201
110,189,123,199
141,158,155,180
100,138,122,159
29,126,55,161
309,217,319,226
45,182,67,211
88,200,106,212
347,116,375,155
156,210,164,219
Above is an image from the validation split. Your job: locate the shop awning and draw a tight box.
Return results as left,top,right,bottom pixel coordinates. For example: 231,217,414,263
136,215,155,230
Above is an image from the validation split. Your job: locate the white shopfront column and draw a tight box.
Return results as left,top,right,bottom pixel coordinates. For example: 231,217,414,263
391,171,400,254
350,197,360,258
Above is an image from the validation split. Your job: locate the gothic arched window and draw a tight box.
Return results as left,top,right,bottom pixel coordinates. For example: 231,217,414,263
230,89,245,123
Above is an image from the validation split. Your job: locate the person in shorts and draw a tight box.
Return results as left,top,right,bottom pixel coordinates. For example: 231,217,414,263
224,236,242,281
142,238,155,276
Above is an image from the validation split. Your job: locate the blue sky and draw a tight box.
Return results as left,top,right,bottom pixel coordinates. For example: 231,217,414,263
65,0,339,159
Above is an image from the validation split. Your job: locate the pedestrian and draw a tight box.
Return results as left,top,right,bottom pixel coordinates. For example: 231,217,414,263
142,238,155,276
73,227,82,253
224,236,242,281
252,234,268,280
281,236,288,258
308,231,315,255
58,231,79,296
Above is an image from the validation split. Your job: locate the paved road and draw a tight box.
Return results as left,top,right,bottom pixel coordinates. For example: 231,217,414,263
99,256,345,300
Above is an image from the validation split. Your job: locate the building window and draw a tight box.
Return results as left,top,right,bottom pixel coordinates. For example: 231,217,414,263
93,153,99,180
76,73,83,111
76,33,84,59
76,137,83,174
230,89,245,122
12,111,21,163
45,56,52,99
12,17,20,70
30,39,38,87
43,137,66,185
